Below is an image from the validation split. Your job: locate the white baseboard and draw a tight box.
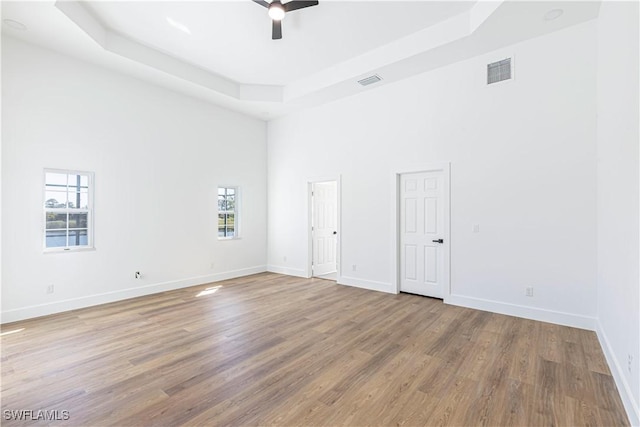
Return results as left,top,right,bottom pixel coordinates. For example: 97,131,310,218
596,320,640,427
267,265,308,278
446,294,597,330
1,265,267,324
338,276,396,294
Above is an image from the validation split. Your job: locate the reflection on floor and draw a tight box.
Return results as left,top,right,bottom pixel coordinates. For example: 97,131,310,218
314,271,337,281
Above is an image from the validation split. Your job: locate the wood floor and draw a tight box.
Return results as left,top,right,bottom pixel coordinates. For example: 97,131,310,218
1,273,629,426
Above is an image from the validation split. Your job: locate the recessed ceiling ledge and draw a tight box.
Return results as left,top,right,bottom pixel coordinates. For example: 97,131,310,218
470,0,504,32
56,0,503,107
283,1,500,103
54,0,107,46
56,1,242,100
105,31,238,98
238,84,283,102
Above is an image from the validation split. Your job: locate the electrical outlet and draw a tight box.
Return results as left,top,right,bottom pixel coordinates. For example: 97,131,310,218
46,284,54,294
473,224,480,233
526,287,534,297
135,271,141,279
628,354,633,373
210,262,215,269
352,264,357,271
283,256,287,262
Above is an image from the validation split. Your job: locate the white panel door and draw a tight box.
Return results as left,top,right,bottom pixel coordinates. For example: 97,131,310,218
312,181,337,276
400,171,447,298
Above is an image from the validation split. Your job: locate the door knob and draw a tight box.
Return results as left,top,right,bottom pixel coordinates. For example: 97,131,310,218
333,231,337,235
432,239,444,244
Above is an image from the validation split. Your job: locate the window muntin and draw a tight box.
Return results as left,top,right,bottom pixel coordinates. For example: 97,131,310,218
218,186,237,239
44,170,93,251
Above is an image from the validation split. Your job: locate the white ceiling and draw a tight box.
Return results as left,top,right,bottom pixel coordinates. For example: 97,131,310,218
2,1,601,120
85,1,474,86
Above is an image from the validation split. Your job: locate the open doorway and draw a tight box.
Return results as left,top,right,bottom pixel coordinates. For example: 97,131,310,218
310,180,338,280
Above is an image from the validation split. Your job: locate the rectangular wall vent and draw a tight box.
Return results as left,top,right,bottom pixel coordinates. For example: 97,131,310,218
358,75,382,86
487,58,512,84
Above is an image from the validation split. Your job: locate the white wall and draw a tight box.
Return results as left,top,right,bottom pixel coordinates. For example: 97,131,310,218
596,2,640,425
1,8,637,424
267,21,598,329
1,37,267,322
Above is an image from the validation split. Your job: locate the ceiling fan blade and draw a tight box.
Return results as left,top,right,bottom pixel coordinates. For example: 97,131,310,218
272,20,282,39
284,0,318,12
252,0,270,8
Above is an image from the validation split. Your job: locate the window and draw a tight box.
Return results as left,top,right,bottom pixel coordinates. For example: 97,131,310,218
218,186,238,239
44,169,93,251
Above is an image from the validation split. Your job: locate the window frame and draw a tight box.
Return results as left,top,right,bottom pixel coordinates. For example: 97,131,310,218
43,168,95,253
217,186,240,240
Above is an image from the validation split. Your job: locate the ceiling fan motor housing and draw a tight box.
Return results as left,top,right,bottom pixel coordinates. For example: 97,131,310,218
252,0,319,40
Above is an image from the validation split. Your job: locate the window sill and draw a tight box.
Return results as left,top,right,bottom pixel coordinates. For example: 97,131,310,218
44,247,96,254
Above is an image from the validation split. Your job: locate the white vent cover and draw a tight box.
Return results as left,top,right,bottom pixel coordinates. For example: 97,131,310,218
487,58,512,84
358,75,382,86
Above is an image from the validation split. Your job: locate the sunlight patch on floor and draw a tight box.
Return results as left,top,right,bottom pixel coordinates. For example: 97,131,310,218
196,286,223,297
0,328,25,337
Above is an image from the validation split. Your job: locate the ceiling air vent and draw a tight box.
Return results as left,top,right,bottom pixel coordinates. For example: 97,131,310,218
487,58,512,85
358,75,382,87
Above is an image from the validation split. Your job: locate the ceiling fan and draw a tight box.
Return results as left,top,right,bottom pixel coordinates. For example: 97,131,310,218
252,0,319,40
